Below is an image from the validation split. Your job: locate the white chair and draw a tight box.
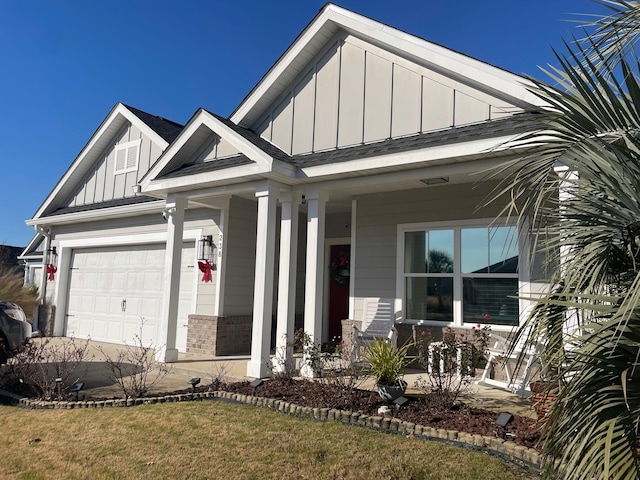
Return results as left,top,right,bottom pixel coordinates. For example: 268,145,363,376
350,298,397,364
475,332,543,397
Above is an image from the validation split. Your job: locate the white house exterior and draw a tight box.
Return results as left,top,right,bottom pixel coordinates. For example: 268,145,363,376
24,4,547,378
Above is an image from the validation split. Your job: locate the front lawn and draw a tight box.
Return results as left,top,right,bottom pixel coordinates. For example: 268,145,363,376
0,401,533,479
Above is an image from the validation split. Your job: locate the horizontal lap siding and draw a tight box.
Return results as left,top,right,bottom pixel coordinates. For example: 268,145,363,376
222,196,257,316
353,182,502,320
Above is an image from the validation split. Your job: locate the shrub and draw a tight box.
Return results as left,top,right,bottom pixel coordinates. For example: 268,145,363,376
5,336,92,400
98,323,171,399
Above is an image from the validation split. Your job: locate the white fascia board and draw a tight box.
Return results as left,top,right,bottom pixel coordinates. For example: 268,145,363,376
26,200,165,227
327,6,546,108
299,133,525,178
231,7,333,124
32,103,170,221
57,229,201,249
232,5,547,126
20,232,44,257
144,162,271,194
141,110,282,191
200,113,273,168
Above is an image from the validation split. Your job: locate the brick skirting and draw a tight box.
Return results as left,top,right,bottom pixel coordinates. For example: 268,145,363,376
186,314,252,356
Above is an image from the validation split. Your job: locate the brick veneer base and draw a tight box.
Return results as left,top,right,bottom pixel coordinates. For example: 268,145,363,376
186,314,252,356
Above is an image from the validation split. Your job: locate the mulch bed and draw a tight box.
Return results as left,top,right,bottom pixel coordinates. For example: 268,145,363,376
157,379,543,450
3,377,542,450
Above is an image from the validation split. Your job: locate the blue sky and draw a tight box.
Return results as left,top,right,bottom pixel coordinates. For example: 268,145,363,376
0,0,606,248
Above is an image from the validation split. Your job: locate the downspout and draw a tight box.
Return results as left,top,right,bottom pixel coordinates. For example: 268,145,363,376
35,225,50,305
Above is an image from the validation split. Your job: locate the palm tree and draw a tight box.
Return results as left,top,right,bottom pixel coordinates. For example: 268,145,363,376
487,1,640,478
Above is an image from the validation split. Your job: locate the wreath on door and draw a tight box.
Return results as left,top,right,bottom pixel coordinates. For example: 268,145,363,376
330,252,350,285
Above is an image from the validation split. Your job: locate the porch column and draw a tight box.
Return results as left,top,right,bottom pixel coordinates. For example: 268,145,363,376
246,185,279,378
156,195,187,362
273,191,301,373
301,189,327,378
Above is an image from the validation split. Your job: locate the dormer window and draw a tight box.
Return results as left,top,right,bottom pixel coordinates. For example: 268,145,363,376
114,139,141,175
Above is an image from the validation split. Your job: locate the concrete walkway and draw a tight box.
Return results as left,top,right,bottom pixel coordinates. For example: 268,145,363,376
20,338,537,419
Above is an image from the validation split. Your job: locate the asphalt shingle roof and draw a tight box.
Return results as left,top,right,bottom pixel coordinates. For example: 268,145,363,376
124,105,184,144
44,195,160,217
158,112,542,179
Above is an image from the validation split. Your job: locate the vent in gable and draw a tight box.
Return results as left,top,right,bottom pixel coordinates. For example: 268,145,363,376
114,139,141,175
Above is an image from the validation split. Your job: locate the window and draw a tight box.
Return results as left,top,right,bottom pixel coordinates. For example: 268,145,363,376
114,139,141,175
401,222,520,327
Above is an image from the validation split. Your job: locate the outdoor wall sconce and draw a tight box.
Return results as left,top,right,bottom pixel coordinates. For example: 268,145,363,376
496,411,514,439
197,235,216,283
46,246,58,281
250,378,264,397
70,381,84,402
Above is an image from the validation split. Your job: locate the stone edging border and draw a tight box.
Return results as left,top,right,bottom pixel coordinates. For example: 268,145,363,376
0,388,541,472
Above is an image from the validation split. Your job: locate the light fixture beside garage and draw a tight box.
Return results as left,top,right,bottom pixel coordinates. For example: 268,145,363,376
46,246,57,281
197,235,216,283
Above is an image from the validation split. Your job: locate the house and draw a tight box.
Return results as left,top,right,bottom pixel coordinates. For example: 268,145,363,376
23,4,547,378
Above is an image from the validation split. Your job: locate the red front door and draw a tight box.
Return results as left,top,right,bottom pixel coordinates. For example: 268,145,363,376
328,244,350,343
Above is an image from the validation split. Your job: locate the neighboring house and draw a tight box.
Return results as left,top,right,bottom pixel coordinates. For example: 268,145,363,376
24,4,548,378
0,245,24,272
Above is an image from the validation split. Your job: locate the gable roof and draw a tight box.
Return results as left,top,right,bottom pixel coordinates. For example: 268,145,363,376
140,108,296,192
29,103,183,222
230,3,547,129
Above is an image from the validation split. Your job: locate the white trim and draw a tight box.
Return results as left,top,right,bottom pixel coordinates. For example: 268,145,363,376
299,132,525,178
32,103,169,221
114,139,141,175
231,4,547,127
141,110,296,192
349,199,357,319
53,229,201,341
26,200,165,226
396,218,527,332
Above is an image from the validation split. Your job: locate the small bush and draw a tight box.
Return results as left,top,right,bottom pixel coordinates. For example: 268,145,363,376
5,336,92,400
99,326,171,399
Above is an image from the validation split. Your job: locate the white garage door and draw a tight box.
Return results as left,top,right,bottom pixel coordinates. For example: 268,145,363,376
65,242,195,352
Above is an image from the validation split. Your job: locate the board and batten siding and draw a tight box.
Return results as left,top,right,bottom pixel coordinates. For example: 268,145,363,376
352,182,506,322
253,32,522,156
66,123,161,208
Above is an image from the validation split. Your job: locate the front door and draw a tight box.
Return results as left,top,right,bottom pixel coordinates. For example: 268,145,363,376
328,244,350,343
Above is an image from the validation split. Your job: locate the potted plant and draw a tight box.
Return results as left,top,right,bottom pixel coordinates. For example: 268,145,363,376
363,337,412,401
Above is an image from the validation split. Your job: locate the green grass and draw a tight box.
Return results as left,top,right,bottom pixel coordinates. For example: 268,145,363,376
0,401,534,479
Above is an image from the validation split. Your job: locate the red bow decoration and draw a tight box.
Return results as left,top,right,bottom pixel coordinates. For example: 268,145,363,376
46,263,57,281
198,260,213,283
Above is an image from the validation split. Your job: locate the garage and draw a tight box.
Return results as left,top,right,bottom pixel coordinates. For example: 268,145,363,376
65,242,195,352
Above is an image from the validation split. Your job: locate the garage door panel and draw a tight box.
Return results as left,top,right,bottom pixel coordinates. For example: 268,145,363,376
66,243,195,351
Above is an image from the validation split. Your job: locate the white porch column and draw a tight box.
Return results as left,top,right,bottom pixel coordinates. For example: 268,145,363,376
156,195,187,362
214,197,230,317
301,189,327,378
246,185,279,378
273,191,301,373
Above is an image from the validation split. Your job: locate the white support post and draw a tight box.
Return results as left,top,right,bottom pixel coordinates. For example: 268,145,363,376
246,185,279,378
156,196,187,362
214,198,230,317
273,191,301,373
301,189,327,378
